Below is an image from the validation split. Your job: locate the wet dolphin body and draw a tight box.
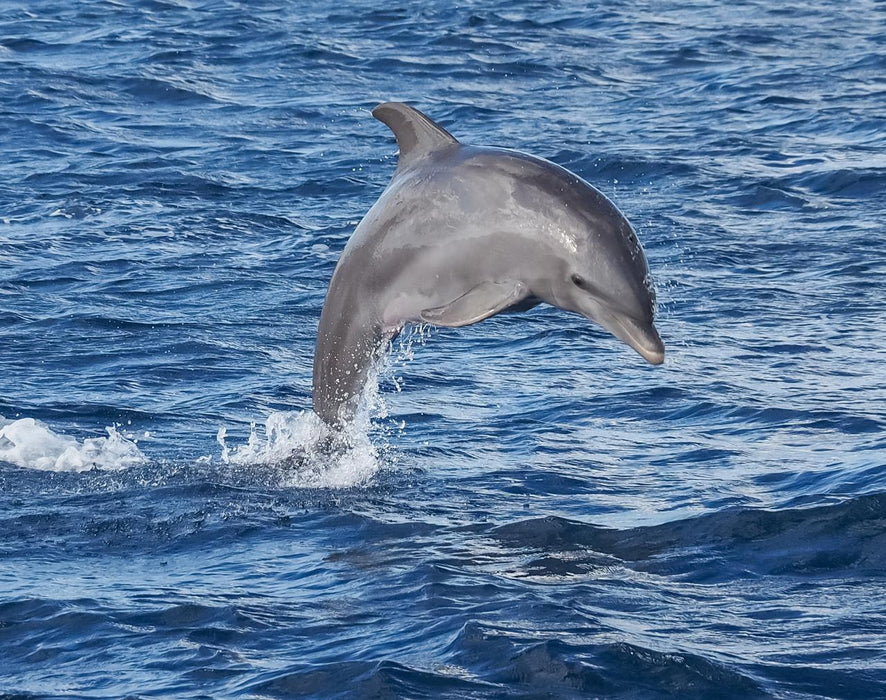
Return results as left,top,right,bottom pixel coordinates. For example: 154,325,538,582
313,102,664,426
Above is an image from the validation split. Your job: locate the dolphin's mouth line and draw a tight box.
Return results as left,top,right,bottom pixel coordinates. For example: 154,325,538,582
580,306,665,365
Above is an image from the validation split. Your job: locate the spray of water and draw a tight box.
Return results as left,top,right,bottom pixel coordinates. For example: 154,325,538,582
0,416,147,472
216,326,437,487
214,332,405,487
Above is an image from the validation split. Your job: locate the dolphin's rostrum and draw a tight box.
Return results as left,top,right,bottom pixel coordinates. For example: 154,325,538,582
313,103,664,426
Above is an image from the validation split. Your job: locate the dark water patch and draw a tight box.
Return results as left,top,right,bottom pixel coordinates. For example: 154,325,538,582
494,493,886,579
0,597,118,669
793,167,886,199
759,94,811,106
563,153,697,184
447,623,764,699
0,37,59,53
0,471,373,557
730,183,812,212
123,601,263,632
248,659,495,699
658,396,883,437
754,663,886,700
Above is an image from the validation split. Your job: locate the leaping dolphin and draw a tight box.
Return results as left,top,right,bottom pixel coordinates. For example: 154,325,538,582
313,102,664,426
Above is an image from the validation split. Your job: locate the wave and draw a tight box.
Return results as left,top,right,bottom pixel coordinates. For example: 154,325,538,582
495,492,886,580
118,75,228,105
448,624,764,699
248,627,763,699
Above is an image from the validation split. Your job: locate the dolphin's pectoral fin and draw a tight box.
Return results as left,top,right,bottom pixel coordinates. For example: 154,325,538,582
420,280,529,328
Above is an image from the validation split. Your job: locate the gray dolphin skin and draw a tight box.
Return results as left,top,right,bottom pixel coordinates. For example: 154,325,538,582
313,102,664,426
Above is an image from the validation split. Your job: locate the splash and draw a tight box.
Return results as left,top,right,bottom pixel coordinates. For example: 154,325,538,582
217,409,384,489
214,327,440,487
217,346,408,488
0,416,147,472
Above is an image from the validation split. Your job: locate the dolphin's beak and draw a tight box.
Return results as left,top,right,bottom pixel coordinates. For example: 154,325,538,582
608,313,665,365
583,307,665,365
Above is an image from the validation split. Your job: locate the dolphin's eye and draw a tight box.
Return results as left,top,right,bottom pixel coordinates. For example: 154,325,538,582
571,274,586,289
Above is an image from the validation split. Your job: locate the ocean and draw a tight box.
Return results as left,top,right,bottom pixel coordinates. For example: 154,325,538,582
1,1,884,697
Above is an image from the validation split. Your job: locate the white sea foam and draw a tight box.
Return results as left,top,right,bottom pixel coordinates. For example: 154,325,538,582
0,416,147,472
216,349,406,488
217,409,382,488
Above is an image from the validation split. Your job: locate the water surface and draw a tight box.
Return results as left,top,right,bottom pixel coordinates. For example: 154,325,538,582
1,1,885,697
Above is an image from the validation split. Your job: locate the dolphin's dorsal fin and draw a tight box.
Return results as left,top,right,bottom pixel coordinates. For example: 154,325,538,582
372,102,458,169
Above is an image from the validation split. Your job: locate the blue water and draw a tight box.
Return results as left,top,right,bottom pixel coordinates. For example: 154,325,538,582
1,1,885,697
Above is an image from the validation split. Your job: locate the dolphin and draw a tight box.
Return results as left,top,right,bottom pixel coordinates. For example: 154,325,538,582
312,102,664,426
